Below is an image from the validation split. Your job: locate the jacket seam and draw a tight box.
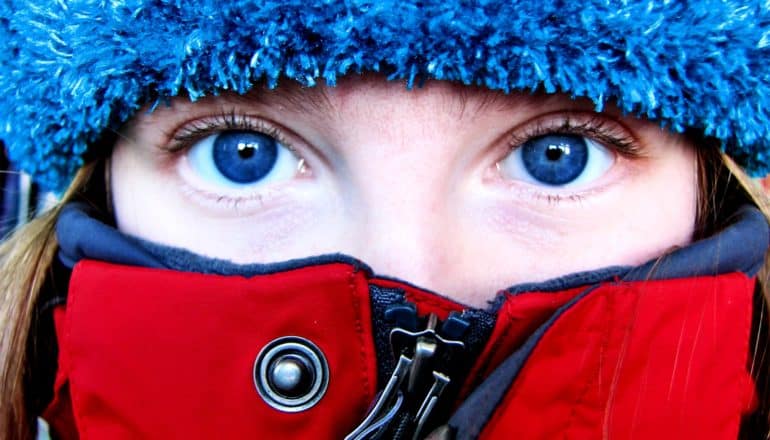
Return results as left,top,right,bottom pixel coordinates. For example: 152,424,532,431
561,290,610,439
348,269,373,404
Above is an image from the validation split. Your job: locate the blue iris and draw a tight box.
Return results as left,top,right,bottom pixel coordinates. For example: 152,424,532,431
212,131,279,184
520,134,589,185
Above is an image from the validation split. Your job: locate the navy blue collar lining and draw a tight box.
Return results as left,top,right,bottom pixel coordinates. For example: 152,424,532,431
56,202,374,276
56,202,768,309
622,205,768,281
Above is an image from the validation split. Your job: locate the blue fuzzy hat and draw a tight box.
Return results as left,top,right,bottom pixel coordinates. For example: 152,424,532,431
1,0,769,190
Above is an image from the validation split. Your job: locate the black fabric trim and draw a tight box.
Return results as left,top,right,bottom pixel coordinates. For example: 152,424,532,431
38,297,67,314
369,284,409,388
447,286,598,439
369,283,497,391
369,284,498,436
739,282,770,439
372,274,458,305
1,163,19,240
24,255,71,426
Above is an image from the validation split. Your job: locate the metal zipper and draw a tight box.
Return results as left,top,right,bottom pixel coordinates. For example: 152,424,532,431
345,307,469,440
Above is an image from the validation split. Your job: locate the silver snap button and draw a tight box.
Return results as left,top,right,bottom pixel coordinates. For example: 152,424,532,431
254,336,329,412
269,353,314,397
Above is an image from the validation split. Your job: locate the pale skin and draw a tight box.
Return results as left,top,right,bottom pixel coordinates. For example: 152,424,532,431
111,77,697,307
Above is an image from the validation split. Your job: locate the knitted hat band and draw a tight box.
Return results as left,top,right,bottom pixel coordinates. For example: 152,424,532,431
1,0,768,190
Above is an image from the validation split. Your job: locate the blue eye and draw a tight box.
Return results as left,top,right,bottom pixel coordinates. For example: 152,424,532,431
499,134,613,187
212,131,278,183
187,130,299,188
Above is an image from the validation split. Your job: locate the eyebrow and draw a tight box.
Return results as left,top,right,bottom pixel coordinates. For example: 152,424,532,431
454,85,519,118
233,85,336,118
234,82,516,123
228,81,588,122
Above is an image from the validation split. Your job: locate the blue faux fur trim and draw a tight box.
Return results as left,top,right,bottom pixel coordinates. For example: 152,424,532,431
1,0,769,189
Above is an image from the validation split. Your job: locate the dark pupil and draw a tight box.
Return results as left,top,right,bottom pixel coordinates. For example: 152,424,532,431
212,130,278,184
521,134,588,186
238,142,256,159
545,145,564,161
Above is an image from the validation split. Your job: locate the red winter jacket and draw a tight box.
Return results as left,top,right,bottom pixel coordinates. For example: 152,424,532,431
37,203,769,439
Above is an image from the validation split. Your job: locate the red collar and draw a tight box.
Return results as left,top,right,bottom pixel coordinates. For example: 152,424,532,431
44,259,757,439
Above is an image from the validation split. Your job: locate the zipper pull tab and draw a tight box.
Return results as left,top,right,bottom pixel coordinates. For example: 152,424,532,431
344,355,413,440
412,371,450,439
406,314,440,393
345,309,469,440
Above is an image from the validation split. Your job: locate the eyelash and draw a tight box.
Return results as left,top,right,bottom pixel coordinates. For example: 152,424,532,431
164,111,306,211
507,113,642,159
166,110,638,207
498,113,641,204
167,111,296,155
169,111,637,155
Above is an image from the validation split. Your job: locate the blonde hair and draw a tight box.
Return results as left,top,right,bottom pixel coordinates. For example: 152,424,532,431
0,163,95,439
1,152,769,439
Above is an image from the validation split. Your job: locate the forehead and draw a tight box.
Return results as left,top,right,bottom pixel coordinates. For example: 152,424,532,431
237,77,597,117
137,77,606,133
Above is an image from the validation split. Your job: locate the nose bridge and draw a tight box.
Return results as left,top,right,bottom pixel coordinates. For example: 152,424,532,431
357,202,450,289
350,144,453,288
334,85,463,288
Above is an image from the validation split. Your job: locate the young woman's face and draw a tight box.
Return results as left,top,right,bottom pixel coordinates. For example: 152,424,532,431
111,78,697,306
